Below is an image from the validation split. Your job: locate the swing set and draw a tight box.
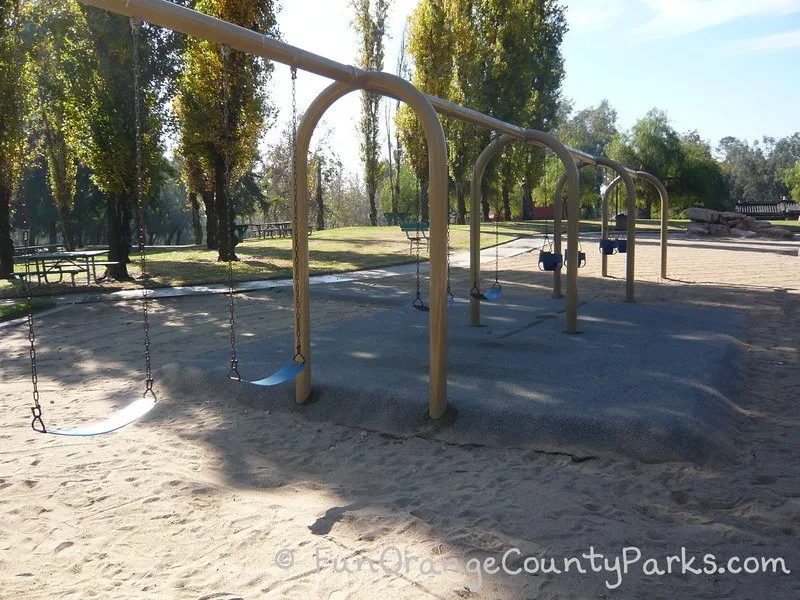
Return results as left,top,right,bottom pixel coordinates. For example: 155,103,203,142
14,0,666,427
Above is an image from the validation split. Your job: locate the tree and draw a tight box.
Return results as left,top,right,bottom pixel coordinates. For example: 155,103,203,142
352,0,390,226
0,0,26,278
175,0,277,261
27,0,91,251
670,131,727,211
783,160,800,203
608,109,682,218
557,99,618,215
398,0,452,222
73,7,176,279
718,133,800,205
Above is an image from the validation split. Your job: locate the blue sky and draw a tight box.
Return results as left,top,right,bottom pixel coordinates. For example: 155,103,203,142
264,0,800,171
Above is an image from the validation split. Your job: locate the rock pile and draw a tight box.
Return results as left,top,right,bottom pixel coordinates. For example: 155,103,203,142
686,207,795,240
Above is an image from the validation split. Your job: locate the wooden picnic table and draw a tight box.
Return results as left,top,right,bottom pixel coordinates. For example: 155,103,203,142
241,221,293,240
14,250,116,287
14,244,66,254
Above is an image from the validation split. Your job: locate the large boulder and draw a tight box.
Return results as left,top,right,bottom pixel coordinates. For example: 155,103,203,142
759,227,795,240
730,228,758,239
740,218,773,231
709,223,731,236
719,211,742,221
686,207,720,223
687,222,710,236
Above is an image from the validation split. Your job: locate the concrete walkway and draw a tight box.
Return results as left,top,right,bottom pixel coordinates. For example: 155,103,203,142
5,234,553,308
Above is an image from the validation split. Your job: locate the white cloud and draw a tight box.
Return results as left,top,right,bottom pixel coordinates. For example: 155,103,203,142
634,0,800,39
565,0,627,33
723,28,800,54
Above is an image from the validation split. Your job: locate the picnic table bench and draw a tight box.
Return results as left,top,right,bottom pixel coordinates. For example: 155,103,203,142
241,221,293,240
14,250,118,287
399,220,429,254
14,244,67,254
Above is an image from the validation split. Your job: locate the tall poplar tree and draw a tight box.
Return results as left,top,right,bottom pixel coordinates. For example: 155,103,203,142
352,0,390,226
175,0,277,261
0,0,25,278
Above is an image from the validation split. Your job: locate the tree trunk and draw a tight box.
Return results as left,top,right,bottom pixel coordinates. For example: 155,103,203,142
521,179,533,221
368,180,378,226
502,182,511,221
456,180,466,225
49,221,58,245
189,191,203,245
0,185,14,279
214,153,237,262
61,217,77,251
481,179,490,222
201,189,217,250
315,162,325,231
106,192,131,280
175,230,182,246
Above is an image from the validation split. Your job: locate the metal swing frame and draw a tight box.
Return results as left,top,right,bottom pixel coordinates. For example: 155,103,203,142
24,18,156,436
73,0,657,420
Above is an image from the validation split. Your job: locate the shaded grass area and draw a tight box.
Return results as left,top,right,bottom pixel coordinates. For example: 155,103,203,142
0,299,57,322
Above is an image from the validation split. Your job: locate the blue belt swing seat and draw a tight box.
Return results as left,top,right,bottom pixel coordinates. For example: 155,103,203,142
471,216,503,302
24,19,156,437
225,63,306,387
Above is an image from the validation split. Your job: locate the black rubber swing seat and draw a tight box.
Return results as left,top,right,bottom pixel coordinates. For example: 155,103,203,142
566,251,587,268
235,361,306,387
599,239,618,255
538,250,563,272
47,397,156,437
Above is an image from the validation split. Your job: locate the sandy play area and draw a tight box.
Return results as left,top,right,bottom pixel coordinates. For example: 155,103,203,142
1,235,799,599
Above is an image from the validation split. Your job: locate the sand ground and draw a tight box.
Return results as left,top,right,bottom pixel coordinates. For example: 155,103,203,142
1,235,799,599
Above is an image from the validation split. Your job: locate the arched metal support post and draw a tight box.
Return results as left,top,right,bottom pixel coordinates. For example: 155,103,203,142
604,171,669,279
470,133,582,332
296,74,449,419
553,158,637,302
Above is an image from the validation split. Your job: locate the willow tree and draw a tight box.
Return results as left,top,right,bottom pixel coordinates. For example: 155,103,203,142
397,0,452,222
352,0,390,226
0,0,26,278
176,0,276,261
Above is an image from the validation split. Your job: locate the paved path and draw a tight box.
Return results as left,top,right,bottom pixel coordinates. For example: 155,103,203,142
6,234,557,308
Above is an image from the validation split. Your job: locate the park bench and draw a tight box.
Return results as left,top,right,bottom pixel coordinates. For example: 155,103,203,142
399,220,429,254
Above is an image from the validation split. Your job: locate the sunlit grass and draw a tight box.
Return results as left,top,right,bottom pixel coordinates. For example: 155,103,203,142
0,299,57,322
2,219,796,299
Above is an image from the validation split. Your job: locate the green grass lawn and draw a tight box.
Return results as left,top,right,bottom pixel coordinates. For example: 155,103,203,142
0,299,57,322
1,218,795,300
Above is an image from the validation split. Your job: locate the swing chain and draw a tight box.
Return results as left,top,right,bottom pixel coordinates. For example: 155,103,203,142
413,182,424,308
219,45,241,380
446,207,453,303
289,66,304,363
131,18,155,399
14,0,46,433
